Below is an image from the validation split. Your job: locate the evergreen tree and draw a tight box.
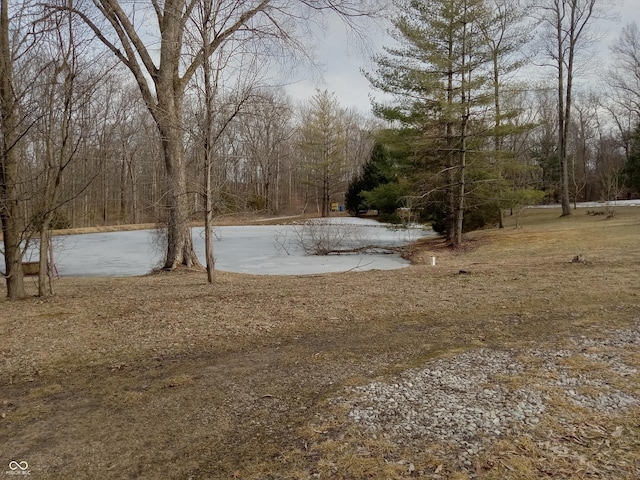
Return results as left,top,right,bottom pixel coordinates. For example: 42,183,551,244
345,142,393,215
298,90,349,217
364,0,541,239
361,181,410,216
365,0,495,244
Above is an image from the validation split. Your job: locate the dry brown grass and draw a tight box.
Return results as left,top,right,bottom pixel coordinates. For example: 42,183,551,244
1,207,639,479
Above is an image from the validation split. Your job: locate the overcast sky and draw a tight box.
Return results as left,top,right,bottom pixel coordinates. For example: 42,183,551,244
286,0,639,114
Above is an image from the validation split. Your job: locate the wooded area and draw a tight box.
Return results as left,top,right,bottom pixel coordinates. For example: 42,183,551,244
358,0,639,245
1,0,639,298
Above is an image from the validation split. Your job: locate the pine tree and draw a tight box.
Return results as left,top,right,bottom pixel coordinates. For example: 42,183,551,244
365,0,494,244
345,142,393,215
298,90,349,217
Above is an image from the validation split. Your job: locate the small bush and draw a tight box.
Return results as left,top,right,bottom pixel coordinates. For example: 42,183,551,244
292,220,360,255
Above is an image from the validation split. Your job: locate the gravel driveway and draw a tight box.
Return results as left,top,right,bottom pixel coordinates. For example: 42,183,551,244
335,325,640,475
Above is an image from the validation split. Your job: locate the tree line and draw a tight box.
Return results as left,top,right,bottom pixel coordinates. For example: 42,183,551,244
1,0,379,298
346,0,640,245
2,0,639,299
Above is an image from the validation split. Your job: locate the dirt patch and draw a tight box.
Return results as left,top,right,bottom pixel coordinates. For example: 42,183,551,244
1,208,639,479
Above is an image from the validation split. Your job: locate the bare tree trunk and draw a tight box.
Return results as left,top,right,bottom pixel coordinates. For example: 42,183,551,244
0,0,26,299
555,3,571,216
455,4,469,246
548,0,597,216
102,168,108,224
160,118,200,269
456,114,468,244
445,22,456,244
201,3,215,284
204,160,215,283
0,206,25,299
322,173,329,217
128,165,138,224
119,155,126,222
37,221,53,297
275,154,280,213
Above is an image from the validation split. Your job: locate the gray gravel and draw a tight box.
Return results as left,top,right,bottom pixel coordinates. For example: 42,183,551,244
336,325,640,465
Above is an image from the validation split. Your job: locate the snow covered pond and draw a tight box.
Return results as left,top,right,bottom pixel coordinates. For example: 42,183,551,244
18,218,435,277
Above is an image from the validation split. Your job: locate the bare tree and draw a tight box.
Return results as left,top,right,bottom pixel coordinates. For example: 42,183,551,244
535,0,604,216
28,5,110,296
108,84,152,224
188,0,263,283
0,0,38,299
595,132,625,213
198,0,217,283
238,90,294,214
609,22,640,121
0,0,25,298
604,21,640,165
567,94,598,206
53,0,381,272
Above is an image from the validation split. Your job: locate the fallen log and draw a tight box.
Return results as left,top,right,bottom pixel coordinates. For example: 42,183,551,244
321,245,405,255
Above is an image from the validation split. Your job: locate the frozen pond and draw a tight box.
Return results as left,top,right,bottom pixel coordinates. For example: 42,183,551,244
10,218,435,277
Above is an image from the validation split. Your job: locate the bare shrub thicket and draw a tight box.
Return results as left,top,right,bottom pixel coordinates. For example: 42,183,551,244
275,220,412,256
275,221,365,256
297,221,361,255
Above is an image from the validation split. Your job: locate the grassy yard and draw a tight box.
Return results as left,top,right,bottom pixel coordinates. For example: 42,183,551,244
1,206,639,479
